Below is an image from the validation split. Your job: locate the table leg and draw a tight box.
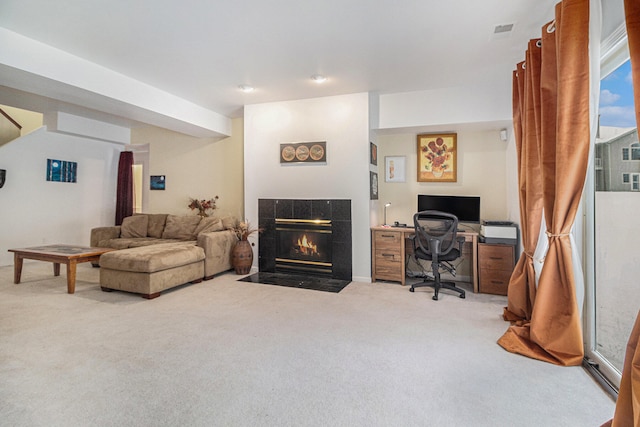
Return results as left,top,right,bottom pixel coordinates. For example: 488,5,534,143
14,254,23,284
53,263,61,276
66,261,77,294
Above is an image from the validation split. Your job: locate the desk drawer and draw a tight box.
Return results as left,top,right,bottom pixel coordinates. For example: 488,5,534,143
375,250,403,265
479,268,512,295
478,244,514,271
374,231,403,247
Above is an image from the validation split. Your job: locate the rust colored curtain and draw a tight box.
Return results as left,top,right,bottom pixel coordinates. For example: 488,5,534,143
603,0,640,425
502,48,544,324
115,151,133,226
498,0,590,366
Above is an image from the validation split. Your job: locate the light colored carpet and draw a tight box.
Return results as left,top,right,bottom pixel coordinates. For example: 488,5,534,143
0,262,615,426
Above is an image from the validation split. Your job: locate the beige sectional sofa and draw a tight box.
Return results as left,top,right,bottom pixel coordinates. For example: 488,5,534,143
91,213,238,298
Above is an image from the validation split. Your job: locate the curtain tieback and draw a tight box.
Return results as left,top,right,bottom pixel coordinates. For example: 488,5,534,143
545,231,570,239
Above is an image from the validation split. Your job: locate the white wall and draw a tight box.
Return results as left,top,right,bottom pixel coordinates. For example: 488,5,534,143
379,82,512,131
244,93,371,281
377,130,511,227
131,118,245,219
0,127,121,266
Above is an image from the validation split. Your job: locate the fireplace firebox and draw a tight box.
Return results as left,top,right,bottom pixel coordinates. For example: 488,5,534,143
275,219,332,275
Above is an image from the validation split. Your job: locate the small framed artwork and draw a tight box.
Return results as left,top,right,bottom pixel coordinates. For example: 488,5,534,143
150,175,166,190
370,142,378,166
417,133,457,182
385,156,406,182
46,159,77,183
370,171,379,200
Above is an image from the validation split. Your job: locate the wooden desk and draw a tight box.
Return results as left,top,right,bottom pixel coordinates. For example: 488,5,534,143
371,226,479,292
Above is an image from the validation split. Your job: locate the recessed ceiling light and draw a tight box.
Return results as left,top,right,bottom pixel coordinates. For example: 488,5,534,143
311,74,327,83
238,84,254,93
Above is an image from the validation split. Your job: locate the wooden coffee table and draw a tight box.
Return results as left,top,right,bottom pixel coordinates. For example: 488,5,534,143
8,245,113,294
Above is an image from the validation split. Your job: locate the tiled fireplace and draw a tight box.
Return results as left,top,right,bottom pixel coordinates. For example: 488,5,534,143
258,199,352,281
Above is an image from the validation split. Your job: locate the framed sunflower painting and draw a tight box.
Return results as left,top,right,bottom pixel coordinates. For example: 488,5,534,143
417,133,457,182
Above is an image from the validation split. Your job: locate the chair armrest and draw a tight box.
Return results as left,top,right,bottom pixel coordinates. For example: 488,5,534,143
456,236,465,251
90,226,121,247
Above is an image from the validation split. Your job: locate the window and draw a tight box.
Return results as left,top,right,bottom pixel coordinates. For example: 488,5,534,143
587,34,639,391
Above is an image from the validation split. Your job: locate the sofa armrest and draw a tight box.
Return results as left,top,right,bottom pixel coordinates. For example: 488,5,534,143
91,226,121,247
197,229,239,278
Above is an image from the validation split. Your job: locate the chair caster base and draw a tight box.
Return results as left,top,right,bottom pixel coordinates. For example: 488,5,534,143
409,286,415,292
432,295,438,301
460,294,466,299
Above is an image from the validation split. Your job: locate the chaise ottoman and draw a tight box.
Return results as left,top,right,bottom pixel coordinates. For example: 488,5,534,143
99,242,205,299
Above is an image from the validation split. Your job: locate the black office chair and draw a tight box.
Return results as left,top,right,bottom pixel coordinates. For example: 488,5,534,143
409,210,466,300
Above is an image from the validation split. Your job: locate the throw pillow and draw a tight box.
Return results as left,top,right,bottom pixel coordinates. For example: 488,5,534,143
221,216,236,230
145,213,168,238
194,217,224,237
121,215,149,238
162,215,202,240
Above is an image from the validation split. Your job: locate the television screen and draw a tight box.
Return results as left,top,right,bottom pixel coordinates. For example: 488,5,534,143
417,194,481,223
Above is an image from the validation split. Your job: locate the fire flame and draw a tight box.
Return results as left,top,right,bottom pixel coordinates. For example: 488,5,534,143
297,234,319,256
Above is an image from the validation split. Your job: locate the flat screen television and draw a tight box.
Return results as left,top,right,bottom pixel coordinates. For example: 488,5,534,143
417,194,481,224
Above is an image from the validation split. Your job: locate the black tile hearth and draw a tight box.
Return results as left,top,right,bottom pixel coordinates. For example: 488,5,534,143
238,272,351,293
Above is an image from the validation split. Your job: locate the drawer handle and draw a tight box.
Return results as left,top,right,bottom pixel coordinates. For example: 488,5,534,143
382,253,395,257
381,234,396,238
491,280,504,284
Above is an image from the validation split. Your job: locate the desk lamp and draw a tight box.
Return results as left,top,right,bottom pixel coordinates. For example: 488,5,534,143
383,202,391,226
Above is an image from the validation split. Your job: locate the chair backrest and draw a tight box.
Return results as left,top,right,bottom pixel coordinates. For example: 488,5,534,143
413,210,459,257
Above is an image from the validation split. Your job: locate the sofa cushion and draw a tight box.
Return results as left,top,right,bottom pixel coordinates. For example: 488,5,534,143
99,239,134,250
162,215,202,240
194,217,224,235
99,242,205,273
99,237,186,249
127,238,186,248
121,215,148,238
145,214,168,238
221,216,236,230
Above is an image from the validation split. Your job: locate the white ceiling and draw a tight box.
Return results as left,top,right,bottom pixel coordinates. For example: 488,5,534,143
0,0,558,126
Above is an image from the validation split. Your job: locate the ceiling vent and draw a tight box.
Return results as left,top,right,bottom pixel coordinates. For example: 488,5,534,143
492,23,515,40
494,24,514,34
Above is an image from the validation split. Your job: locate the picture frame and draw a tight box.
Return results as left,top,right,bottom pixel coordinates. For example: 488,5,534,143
46,159,77,183
370,142,377,166
150,175,166,190
385,156,406,182
370,171,378,200
280,141,326,164
417,133,457,182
